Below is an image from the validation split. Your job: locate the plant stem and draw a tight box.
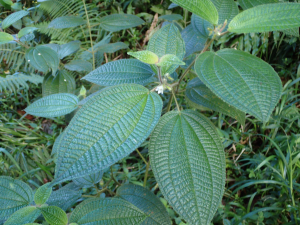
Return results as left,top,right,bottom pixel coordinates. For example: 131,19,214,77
166,94,174,112
171,88,180,111
110,166,121,186
143,161,150,187
136,149,148,165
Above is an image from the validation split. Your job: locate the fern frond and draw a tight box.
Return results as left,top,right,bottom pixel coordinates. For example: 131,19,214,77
0,73,43,92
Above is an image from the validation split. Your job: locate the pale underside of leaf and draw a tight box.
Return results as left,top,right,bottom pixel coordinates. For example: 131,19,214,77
53,84,162,184
194,49,282,122
149,110,226,225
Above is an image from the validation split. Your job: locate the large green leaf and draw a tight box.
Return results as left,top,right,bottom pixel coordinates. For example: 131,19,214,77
238,0,277,10
4,206,40,225
194,49,282,122
117,184,172,225
186,78,245,125
48,16,86,29
65,60,92,73
0,176,34,221
181,25,207,57
52,84,162,184
0,32,14,45
171,0,218,25
2,10,29,29
25,46,60,75
73,170,104,188
39,206,68,225
82,59,155,86
34,183,52,205
228,3,300,33
42,70,76,97
69,198,148,224
149,110,226,225
25,93,79,118
147,24,185,75
99,14,145,32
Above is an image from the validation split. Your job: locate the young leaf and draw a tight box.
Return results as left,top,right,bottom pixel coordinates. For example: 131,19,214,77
171,0,218,25
18,27,38,38
42,70,76,97
48,16,86,29
99,14,145,32
25,46,60,75
147,24,185,75
0,176,34,221
4,206,41,225
0,32,14,45
82,59,155,86
149,110,226,225
238,0,278,10
52,84,162,184
228,3,300,33
128,51,159,64
34,183,52,205
58,41,81,59
25,93,79,118
73,170,104,188
65,60,93,73
117,184,172,225
39,206,68,225
186,78,245,126
157,54,185,74
69,198,148,224
194,49,282,122
181,25,207,57
2,10,29,29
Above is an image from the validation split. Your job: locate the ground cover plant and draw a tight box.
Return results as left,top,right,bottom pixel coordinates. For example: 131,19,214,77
0,0,300,224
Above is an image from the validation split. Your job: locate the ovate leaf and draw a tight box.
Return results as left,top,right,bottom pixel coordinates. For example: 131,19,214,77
18,27,38,38
69,198,148,224
171,0,218,25
99,14,145,32
40,206,68,225
25,46,60,75
53,84,162,184
117,184,172,225
34,183,52,205
194,49,282,122
0,176,34,221
82,59,155,86
186,78,245,125
65,60,92,72
2,10,29,29
0,32,14,45
228,3,300,33
238,0,277,10
42,70,76,97
48,16,86,29
73,170,104,188
58,41,81,59
147,24,185,75
25,93,79,118
149,110,226,225
4,206,40,225
128,51,159,64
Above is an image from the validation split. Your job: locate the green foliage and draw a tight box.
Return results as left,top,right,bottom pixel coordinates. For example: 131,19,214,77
0,32,14,45
73,170,104,188
39,206,68,225
48,16,86,29
34,183,52,205
4,206,41,225
128,50,159,64
0,73,43,92
25,93,79,118
99,14,145,32
149,110,225,225
2,10,29,29
238,0,277,10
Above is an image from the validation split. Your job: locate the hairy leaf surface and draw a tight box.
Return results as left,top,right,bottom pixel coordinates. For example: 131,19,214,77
40,206,68,225
238,0,277,10
171,0,218,25
0,176,34,221
186,78,245,125
2,10,29,29
149,110,226,225
69,198,148,224
53,84,162,184
147,24,185,75
48,16,86,29
34,183,52,205
195,49,282,122
228,3,300,33
25,93,78,118
4,206,40,225
99,14,145,32
73,170,104,188
82,59,156,86
117,184,172,225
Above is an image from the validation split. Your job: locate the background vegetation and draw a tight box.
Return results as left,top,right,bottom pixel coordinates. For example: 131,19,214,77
1,0,300,224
